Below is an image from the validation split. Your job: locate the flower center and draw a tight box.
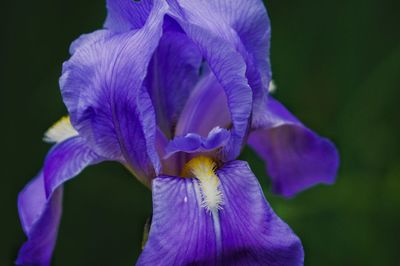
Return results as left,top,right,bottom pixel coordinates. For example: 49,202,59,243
181,156,223,212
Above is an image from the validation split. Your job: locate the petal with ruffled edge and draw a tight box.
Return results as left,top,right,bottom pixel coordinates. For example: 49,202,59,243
16,137,101,266
60,1,168,185
165,127,230,158
138,160,303,265
248,96,339,197
167,0,272,127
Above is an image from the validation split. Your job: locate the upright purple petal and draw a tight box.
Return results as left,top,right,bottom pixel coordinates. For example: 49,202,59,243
103,1,255,160
167,0,272,127
16,137,100,266
145,22,202,137
248,96,339,197
138,160,303,265
60,1,168,184
105,6,204,138
166,16,253,161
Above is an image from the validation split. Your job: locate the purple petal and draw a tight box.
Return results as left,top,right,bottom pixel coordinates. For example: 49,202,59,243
165,127,230,158
167,17,253,161
175,74,231,137
69,30,114,55
138,160,303,265
168,0,272,128
248,96,339,197
104,0,154,32
145,23,202,137
60,1,168,184
43,138,103,197
16,173,62,266
202,127,231,151
16,137,100,266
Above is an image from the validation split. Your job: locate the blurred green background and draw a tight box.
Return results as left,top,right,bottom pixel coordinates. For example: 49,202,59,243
1,0,399,265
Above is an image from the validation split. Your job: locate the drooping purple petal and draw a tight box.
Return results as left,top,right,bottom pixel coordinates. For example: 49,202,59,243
138,160,303,265
60,1,168,185
145,22,202,138
16,137,100,266
165,127,230,158
175,74,231,137
167,0,272,127
166,16,253,161
248,96,339,197
16,173,62,266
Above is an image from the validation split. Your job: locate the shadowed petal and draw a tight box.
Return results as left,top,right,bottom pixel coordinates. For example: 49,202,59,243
165,127,230,158
138,160,303,266
105,10,204,138
145,23,202,137
248,96,339,197
168,0,272,127
16,137,101,266
175,74,231,137
60,1,168,184
167,18,253,161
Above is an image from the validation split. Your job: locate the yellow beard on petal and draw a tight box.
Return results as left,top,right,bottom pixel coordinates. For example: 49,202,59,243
181,156,223,212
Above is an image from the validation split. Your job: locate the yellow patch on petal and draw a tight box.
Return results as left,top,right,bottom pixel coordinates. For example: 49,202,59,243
182,156,223,212
43,116,79,144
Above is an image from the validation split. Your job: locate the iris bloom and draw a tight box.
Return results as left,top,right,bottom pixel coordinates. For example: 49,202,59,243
16,0,338,265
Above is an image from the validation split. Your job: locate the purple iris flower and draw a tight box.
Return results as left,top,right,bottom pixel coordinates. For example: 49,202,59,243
16,0,339,265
